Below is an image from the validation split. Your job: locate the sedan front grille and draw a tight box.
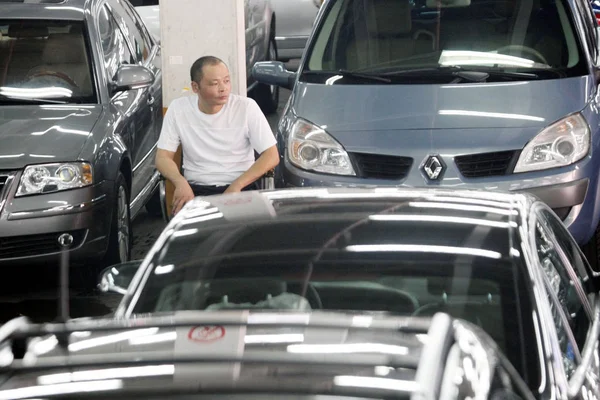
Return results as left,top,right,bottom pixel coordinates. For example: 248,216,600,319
0,230,86,259
351,153,413,180
455,150,519,178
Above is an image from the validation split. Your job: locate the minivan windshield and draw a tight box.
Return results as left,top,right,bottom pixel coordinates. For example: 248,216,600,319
304,0,588,83
0,20,96,104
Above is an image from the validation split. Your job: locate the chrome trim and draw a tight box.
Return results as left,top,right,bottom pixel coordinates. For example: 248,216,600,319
133,143,158,173
130,170,161,218
0,173,16,214
159,178,169,223
7,194,106,221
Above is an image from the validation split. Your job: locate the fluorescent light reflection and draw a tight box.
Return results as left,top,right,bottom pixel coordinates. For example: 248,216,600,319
37,365,174,385
129,331,177,345
245,334,304,344
369,214,510,228
409,201,516,216
154,264,174,275
180,212,224,225
171,228,198,238
247,314,310,325
334,376,419,392
0,380,122,400
346,244,502,259
439,109,544,122
0,86,72,98
68,328,159,352
288,343,409,355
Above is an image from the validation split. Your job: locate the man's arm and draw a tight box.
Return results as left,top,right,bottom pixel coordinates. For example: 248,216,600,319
225,145,279,193
155,149,195,215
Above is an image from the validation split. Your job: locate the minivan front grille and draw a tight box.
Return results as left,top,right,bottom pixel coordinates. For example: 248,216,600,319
455,150,519,178
0,230,86,259
351,153,413,180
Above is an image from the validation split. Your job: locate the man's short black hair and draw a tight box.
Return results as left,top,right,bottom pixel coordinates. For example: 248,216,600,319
190,56,225,83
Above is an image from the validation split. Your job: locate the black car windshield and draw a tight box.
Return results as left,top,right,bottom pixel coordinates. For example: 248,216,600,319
132,197,536,382
303,0,587,83
0,20,96,104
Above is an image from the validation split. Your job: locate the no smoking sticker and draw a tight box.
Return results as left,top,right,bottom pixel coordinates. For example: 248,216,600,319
187,326,226,342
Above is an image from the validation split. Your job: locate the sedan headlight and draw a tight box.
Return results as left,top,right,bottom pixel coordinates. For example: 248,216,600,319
514,113,590,173
288,118,356,176
16,162,93,196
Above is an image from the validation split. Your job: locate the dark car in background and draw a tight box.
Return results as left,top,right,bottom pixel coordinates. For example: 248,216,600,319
0,0,163,269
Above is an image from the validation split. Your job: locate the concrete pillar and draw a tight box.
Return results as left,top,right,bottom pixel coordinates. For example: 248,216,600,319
159,0,246,218
160,0,246,103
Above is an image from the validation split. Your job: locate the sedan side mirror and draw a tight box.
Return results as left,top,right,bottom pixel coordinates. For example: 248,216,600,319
98,260,143,295
111,65,154,95
252,61,296,91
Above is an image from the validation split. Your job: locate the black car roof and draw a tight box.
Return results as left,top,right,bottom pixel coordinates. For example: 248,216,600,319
154,188,530,268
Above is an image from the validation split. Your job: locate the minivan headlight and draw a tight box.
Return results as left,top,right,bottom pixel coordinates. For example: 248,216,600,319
16,162,93,196
287,118,356,176
514,113,590,173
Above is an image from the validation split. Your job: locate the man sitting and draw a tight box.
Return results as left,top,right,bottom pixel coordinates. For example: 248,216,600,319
155,55,279,215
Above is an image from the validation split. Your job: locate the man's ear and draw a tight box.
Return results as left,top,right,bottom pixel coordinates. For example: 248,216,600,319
191,81,200,93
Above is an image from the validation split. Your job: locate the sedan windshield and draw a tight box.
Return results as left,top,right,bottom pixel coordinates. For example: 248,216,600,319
303,0,587,83
0,20,96,104
131,198,537,383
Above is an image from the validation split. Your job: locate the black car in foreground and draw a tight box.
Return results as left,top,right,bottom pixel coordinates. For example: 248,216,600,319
0,187,597,399
0,311,545,399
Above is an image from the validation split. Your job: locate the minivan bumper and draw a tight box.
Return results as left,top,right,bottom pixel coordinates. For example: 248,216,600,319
281,154,597,244
0,174,113,266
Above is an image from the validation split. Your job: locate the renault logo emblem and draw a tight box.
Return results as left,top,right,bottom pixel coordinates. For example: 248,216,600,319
422,155,445,181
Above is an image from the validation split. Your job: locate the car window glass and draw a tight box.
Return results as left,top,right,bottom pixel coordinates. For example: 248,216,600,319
98,5,136,80
0,19,96,103
304,0,588,82
534,219,585,377
573,0,597,60
111,0,152,62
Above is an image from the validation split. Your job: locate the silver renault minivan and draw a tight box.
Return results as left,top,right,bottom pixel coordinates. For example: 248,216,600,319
253,0,600,264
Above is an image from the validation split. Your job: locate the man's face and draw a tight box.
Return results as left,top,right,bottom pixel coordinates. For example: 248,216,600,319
192,62,231,106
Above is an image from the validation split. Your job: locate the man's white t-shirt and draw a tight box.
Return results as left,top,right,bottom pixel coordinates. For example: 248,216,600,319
157,94,277,185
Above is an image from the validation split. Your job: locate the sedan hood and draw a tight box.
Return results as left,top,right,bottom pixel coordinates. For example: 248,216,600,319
293,76,589,131
0,105,102,170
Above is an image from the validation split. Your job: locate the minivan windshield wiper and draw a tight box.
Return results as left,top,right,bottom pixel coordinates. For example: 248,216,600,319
380,65,561,81
302,69,392,83
0,94,68,104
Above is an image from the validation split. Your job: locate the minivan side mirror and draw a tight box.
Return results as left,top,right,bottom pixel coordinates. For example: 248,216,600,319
567,295,600,398
98,260,143,295
111,65,154,94
252,61,296,91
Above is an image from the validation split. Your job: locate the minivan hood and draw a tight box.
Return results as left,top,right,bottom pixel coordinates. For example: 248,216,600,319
0,105,102,170
293,76,590,132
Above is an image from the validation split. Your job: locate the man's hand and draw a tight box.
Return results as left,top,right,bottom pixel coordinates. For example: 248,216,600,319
172,179,195,215
223,182,243,194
